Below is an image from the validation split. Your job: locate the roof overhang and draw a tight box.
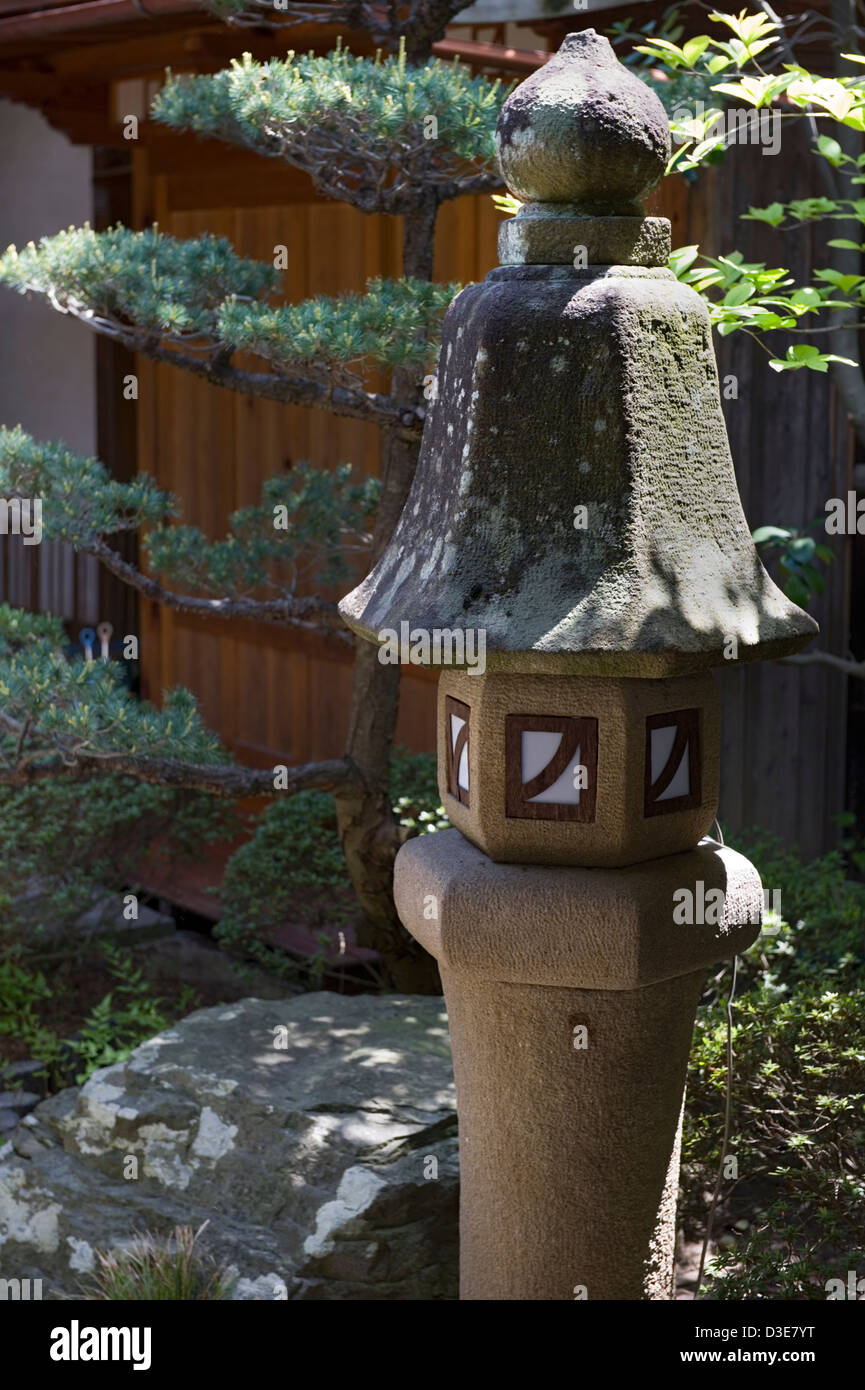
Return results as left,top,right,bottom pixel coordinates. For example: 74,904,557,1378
454,0,652,18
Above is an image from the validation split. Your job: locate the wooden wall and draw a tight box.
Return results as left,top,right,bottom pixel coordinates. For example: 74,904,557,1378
131,129,853,854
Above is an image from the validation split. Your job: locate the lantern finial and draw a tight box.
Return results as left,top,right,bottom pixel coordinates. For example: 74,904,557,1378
496,29,670,214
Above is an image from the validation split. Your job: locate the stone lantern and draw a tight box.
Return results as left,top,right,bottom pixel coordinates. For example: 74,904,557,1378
340,30,817,1301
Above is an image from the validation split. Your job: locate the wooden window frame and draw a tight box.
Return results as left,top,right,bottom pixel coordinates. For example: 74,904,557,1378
644,708,702,817
505,713,598,822
445,695,471,807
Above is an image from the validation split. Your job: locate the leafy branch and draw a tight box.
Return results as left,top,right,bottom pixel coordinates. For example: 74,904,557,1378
669,244,856,371
751,521,834,608
630,9,865,385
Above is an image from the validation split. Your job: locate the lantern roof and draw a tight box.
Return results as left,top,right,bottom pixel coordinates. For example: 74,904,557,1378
339,30,818,676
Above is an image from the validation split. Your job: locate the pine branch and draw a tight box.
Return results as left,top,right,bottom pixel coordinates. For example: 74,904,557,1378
53,304,425,438
0,635,362,797
0,746,360,798
152,48,504,217
219,277,456,378
86,537,353,641
0,230,458,438
0,429,372,639
435,170,507,201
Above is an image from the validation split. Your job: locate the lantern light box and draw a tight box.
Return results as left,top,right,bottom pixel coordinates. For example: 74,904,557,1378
437,671,716,868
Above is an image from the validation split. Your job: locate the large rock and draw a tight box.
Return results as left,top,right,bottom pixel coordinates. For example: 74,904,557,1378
0,993,458,1300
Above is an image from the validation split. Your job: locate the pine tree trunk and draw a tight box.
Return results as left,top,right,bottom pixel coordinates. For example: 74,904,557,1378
334,196,442,993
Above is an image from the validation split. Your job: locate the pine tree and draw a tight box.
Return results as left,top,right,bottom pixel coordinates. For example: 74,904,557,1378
0,1,506,990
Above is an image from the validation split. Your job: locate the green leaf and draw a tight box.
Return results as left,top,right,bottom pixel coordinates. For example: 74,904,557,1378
784,574,812,607
707,8,780,49
634,37,688,63
800,563,826,596
724,281,755,306
743,202,786,226
789,287,822,308
770,347,856,372
753,526,793,544
788,197,840,220
683,36,711,65
712,73,784,107
816,134,845,166
815,268,865,293
669,244,701,278
492,192,521,217
788,535,817,562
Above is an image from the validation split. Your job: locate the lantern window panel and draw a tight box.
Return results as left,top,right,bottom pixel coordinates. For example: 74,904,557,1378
505,714,598,822
644,708,701,817
445,695,471,806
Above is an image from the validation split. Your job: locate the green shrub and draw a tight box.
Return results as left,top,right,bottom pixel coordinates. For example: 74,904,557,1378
215,747,448,971
726,827,865,992
683,830,865,1298
686,982,865,1177
0,942,199,1088
215,789,347,961
390,747,449,837
0,774,231,937
703,1186,865,1299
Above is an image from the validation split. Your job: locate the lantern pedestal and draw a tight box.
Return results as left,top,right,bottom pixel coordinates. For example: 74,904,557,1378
395,829,762,1299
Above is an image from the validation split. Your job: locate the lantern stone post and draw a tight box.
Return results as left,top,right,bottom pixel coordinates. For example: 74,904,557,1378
340,30,817,1300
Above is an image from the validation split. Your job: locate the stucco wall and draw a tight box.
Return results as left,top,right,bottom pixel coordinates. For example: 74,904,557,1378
0,99,96,619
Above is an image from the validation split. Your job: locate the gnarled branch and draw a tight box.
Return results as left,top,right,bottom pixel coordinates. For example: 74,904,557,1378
43,303,426,441
782,649,865,678
213,0,470,61
0,746,362,798
86,537,353,643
